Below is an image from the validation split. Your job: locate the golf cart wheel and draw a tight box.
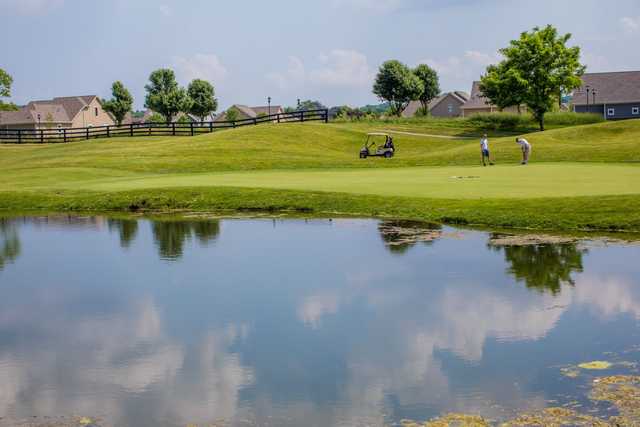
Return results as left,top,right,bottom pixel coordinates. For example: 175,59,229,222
384,151,392,158
359,153,367,159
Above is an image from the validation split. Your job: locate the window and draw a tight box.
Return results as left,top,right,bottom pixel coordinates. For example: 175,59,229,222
95,107,99,117
633,107,639,115
608,108,615,117
448,104,453,113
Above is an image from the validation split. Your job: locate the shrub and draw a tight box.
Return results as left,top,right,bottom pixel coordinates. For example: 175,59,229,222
466,112,530,131
544,111,604,126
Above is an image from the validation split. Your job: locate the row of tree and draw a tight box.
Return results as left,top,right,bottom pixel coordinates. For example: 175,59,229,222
371,25,585,130
103,69,218,126
373,62,440,116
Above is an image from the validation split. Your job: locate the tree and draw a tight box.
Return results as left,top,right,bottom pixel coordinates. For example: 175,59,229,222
413,64,440,114
0,68,12,99
373,60,424,116
479,63,527,113
102,81,134,126
481,25,585,131
144,69,191,124
225,107,239,122
297,100,326,111
147,112,165,123
187,79,217,122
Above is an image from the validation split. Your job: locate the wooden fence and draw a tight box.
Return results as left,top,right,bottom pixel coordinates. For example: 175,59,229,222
0,109,329,144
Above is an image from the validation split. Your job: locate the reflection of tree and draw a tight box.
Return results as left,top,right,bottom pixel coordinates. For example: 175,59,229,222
378,220,442,254
0,219,20,271
492,239,585,295
152,220,220,260
108,219,139,248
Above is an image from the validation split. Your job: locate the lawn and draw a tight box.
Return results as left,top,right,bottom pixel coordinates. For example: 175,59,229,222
2,119,640,232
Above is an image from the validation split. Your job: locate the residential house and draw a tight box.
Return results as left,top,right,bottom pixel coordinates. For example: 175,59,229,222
215,104,283,122
0,95,115,132
402,91,469,118
460,81,523,116
573,71,640,120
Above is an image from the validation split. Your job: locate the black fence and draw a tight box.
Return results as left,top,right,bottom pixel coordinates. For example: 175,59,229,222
0,109,329,144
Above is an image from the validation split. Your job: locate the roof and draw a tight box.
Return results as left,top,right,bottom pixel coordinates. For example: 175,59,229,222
572,71,640,105
251,105,282,115
402,91,470,117
0,95,97,126
461,81,494,110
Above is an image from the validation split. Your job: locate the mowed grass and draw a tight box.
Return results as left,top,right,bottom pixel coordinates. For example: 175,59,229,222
2,118,640,231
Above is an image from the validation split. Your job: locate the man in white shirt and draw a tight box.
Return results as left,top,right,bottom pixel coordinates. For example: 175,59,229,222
480,133,494,166
516,137,531,165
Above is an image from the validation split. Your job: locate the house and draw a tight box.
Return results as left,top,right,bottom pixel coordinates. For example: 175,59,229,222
402,91,469,118
572,71,640,120
0,95,115,132
460,81,523,116
214,104,283,122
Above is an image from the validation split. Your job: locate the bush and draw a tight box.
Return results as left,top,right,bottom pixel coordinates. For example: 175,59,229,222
544,111,604,126
466,112,530,131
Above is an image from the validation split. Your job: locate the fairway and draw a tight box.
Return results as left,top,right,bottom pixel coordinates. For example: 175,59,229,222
49,163,640,199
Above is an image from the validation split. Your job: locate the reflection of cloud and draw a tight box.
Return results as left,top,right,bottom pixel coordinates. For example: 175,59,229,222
574,274,640,319
297,292,339,328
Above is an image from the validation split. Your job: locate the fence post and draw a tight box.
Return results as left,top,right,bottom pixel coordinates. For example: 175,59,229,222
209,121,213,133
18,129,22,144
172,123,176,136
233,121,236,128
130,124,134,137
63,128,67,143
277,114,280,124
300,111,305,122
190,122,194,136
86,127,89,140
148,124,152,136
107,125,110,138
324,109,329,123
40,129,44,143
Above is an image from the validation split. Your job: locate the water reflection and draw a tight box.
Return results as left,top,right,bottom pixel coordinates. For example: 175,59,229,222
0,217,639,426
108,219,139,248
0,219,20,271
151,220,220,260
377,220,442,254
489,236,586,295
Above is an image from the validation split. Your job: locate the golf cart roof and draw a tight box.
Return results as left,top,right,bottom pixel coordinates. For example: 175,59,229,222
367,132,390,136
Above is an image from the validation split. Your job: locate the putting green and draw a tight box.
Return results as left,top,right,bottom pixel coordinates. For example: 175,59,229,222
58,163,640,200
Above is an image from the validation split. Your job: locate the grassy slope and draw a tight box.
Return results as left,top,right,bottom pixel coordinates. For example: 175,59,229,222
2,119,640,231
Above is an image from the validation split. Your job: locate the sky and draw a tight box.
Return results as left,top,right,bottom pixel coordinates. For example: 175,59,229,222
1,0,640,111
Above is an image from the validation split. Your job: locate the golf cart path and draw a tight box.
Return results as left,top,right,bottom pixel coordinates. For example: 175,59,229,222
374,129,475,139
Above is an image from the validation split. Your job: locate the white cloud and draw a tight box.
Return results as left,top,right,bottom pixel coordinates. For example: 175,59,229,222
310,49,375,87
267,50,374,91
159,4,172,16
0,0,63,15
330,0,406,12
582,52,612,73
621,16,640,34
174,53,228,84
266,56,306,90
418,50,500,91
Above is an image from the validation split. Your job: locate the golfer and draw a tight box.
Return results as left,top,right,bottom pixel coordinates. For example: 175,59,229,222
480,133,493,166
516,137,531,164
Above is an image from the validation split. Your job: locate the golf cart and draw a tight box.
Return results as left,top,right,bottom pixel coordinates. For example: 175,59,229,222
359,132,395,159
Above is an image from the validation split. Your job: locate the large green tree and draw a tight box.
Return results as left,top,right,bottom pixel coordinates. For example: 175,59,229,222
187,79,218,122
481,25,585,131
144,69,191,124
413,64,440,114
479,63,527,113
102,81,134,126
0,68,18,111
373,60,424,116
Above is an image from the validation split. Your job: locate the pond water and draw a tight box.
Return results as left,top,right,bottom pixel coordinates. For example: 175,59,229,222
0,216,640,426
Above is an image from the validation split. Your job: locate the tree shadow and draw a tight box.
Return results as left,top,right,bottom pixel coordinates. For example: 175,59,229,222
489,235,586,295
152,219,220,260
0,219,21,271
378,220,442,255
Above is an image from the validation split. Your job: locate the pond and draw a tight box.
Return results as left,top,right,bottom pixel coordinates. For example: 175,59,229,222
0,216,639,426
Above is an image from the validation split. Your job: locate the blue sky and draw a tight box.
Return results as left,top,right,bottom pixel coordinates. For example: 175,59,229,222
1,0,639,110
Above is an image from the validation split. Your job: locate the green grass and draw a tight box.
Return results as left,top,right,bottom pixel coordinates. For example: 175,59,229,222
2,118,640,232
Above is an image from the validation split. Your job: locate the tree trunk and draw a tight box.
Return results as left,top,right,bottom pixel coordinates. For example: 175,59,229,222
538,115,545,131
